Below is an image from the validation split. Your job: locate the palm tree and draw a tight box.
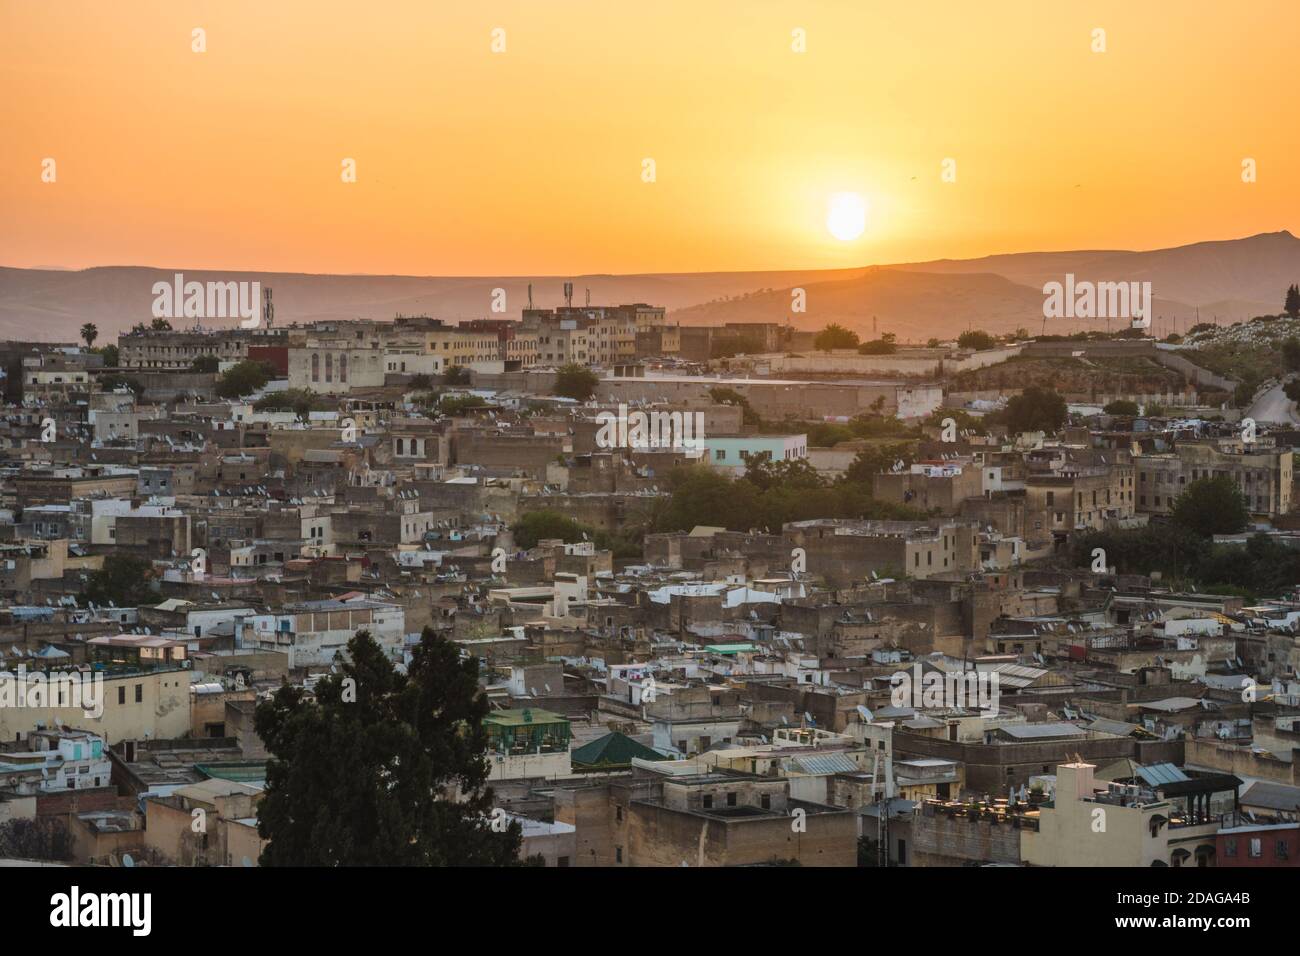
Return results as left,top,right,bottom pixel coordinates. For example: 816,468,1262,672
79,323,98,348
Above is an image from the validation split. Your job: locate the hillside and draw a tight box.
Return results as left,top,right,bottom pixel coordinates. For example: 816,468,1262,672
1,230,1295,343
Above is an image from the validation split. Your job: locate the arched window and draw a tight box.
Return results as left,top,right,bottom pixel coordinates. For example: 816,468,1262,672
339,353,348,383
311,353,320,382
396,438,405,456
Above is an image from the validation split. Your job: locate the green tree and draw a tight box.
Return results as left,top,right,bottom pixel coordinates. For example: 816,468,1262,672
1171,476,1249,537
844,443,914,483
858,333,897,355
151,317,173,331
814,323,859,351
215,360,275,399
512,510,590,548
443,366,472,386
439,394,487,415
957,329,995,351
98,344,119,368
1281,337,1300,372
1284,283,1300,319
254,388,317,419
553,363,599,401
79,323,98,348
81,554,155,608
190,354,220,373
998,385,1067,434
1103,399,1140,416
255,628,523,866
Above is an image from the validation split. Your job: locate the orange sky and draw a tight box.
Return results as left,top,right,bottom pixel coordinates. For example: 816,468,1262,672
1,0,1297,275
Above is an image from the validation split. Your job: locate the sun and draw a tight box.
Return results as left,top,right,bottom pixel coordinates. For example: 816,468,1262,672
827,192,867,241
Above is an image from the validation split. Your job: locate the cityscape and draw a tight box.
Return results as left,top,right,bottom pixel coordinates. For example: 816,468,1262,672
0,0,1295,933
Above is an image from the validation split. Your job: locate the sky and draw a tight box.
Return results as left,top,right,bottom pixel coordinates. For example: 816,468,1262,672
1,0,1297,275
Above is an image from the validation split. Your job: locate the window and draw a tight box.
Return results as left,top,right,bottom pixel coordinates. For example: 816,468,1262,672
760,794,771,810
702,795,713,809
1249,838,1262,858
118,686,126,705
1224,838,1237,857
1277,840,1289,861
557,856,570,868
311,353,320,382
726,792,737,807
615,847,623,863
135,684,143,703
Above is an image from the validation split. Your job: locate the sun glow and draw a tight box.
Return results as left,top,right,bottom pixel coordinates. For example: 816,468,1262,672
827,192,867,241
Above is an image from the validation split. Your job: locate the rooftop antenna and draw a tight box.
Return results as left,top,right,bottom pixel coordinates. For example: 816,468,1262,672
527,283,533,311
262,288,275,329
585,287,591,308
563,281,574,309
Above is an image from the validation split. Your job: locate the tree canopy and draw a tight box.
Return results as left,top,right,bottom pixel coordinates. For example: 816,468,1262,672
814,324,859,351
81,553,156,608
1170,475,1249,538
997,385,1067,434
255,628,523,866
553,363,599,401
215,360,275,399
956,330,995,351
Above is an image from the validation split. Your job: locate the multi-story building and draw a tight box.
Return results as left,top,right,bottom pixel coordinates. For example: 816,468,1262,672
1133,442,1292,518
118,328,287,369
236,598,405,668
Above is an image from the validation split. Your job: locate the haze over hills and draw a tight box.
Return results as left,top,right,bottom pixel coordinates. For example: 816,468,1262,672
1,231,1295,344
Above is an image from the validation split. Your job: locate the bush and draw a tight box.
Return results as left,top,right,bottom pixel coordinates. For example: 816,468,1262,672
957,330,996,351
1103,400,1140,416
995,386,1067,434
814,324,859,351
215,360,275,399
439,394,487,416
553,363,599,401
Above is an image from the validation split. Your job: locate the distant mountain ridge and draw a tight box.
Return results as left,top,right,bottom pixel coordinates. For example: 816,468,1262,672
1,230,1295,343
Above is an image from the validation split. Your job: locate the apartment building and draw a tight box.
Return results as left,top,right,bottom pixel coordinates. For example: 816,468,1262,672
1133,442,1292,517
118,328,286,369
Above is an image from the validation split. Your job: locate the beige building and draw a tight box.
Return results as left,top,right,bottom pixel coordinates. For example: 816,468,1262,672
0,668,191,745
1134,442,1292,518
1024,462,1135,537
1021,762,1220,867
144,778,265,866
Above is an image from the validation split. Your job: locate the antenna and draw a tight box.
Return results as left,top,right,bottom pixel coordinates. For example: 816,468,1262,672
527,283,533,311
563,281,573,309
263,287,274,328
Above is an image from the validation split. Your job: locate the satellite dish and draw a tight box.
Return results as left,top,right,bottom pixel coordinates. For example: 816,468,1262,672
122,854,135,868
